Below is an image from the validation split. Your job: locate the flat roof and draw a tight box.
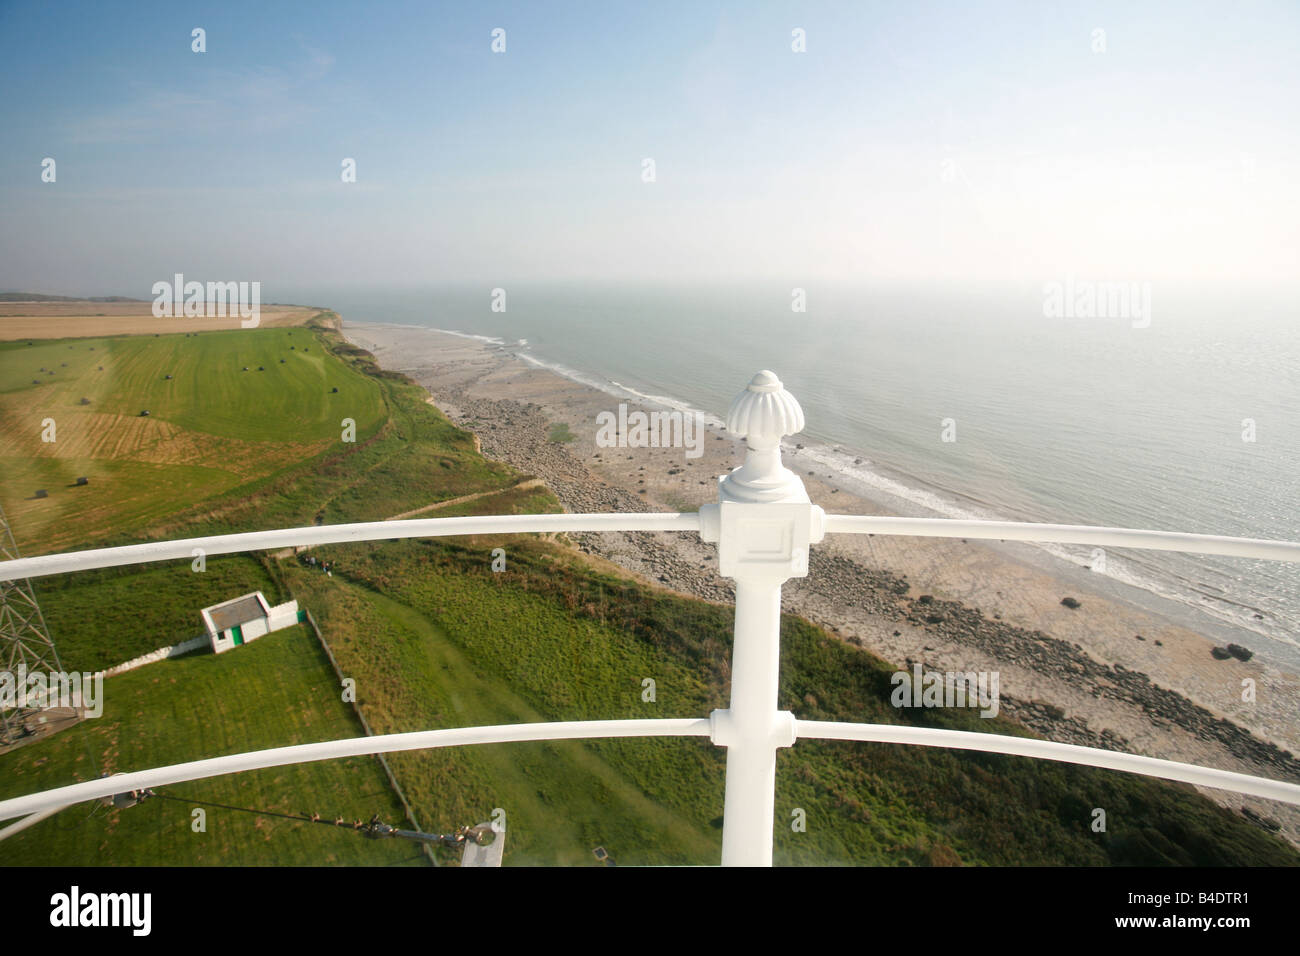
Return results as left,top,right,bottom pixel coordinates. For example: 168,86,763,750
207,594,267,631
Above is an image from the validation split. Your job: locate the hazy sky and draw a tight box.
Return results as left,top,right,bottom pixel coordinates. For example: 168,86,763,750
1,0,1297,295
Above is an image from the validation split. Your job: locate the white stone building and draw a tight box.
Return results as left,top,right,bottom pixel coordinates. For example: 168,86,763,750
200,592,301,654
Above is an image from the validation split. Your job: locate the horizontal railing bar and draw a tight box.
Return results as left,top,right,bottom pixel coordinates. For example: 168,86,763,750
6,512,1297,584
0,513,702,582
0,805,66,842
797,719,1300,806
7,713,1296,825
0,719,714,822
823,515,1300,563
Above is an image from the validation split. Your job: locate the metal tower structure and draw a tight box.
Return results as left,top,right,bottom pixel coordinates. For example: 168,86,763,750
0,504,63,745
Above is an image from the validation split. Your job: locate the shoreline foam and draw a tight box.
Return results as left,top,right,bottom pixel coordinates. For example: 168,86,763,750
341,317,1300,843
412,320,1298,665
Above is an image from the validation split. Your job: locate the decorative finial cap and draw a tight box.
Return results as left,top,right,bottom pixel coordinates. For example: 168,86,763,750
718,370,809,504
726,370,805,443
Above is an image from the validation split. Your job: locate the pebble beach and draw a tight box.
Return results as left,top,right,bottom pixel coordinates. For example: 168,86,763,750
343,319,1300,845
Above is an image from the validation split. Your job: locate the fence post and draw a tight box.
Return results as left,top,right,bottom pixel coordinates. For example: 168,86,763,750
700,371,824,866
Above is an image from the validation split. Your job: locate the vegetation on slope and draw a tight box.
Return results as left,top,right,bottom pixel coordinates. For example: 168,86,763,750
300,534,1299,866
2,316,1293,866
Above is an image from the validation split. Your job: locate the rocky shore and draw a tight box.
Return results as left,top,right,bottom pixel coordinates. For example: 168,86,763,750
344,321,1300,844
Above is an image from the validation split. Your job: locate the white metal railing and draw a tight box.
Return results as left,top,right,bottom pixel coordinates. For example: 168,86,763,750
6,513,1300,584
2,370,1298,865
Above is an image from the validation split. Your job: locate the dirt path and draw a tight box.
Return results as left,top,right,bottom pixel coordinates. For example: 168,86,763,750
385,478,545,521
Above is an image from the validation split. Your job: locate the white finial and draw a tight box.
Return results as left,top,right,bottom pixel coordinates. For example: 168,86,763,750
719,370,809,503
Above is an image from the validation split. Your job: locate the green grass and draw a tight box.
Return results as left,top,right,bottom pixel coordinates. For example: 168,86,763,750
547,422,576,443
0,325,388,552
0,329,384,441
35,556,285,673
0,322,524,865
0,625,421,866
297,534,1300,866
285,568,717,864
3,318,1295,867
138,331,521,536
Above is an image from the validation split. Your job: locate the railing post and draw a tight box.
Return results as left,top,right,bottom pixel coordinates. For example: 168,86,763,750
700,371,824,866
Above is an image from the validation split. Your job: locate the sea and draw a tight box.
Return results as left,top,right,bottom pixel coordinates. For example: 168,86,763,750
286,281,1300,668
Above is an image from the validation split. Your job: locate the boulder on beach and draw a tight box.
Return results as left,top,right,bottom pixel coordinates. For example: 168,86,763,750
1226,643,1253,662
1211,646,1232,660
1060,597,1081,609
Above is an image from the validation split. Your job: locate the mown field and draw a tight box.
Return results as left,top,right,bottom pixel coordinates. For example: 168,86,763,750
0,316,521,864
0,625,421,867
1,316,1295,866
37,556,286,673
0,325,386,552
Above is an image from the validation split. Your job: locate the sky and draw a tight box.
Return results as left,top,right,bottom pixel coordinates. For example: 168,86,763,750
1,0,1297,296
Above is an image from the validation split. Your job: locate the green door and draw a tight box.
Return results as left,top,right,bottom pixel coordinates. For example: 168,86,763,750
232,626,244,646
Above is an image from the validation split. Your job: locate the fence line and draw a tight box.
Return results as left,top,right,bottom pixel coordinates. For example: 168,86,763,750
301,608,438,866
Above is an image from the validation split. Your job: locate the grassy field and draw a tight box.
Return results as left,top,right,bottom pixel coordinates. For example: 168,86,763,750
0,325,386,552
35,556,285,673
2,317,1295,867
297,534,1300,866
286,568,718,864
0,319,523,865
0,625,421,866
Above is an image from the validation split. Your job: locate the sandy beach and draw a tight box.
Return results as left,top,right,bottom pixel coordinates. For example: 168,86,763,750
343,319,1300,844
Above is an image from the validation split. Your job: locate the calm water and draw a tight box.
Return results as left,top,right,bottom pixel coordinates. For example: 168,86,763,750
291,281,1300,660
